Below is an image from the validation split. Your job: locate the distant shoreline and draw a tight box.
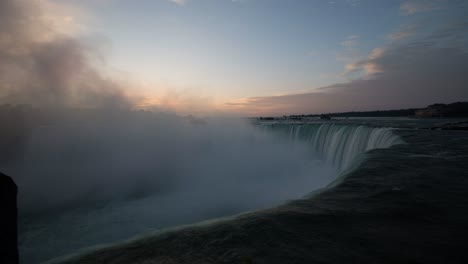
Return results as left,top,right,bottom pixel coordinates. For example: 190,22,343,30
257,102,468,119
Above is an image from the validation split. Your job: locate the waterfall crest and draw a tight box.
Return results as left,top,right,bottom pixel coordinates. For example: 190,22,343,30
264,123,403,172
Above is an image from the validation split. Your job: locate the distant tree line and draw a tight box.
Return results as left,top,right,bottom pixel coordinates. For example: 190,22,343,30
283,102,468,119
302,108,418,118
286,108,418,119
424,102,468,117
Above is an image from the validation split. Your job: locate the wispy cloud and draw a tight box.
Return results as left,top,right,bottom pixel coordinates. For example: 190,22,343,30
341,35,360,50
169,0,188,6
389,24,419,40
169,0,246,6
344,47,385,76
345,0,361,6
327,0,360,7
226,17,468,115
400,0,441,15
337,35,363,70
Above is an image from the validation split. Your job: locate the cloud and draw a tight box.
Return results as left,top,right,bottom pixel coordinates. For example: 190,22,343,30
337,35,364,70
400,0,442,15
344,47,385,75
389,24,420,41
345,0,361,6
225,18,468,116
170,0,188,5
341,35,360,50
169,0,247,6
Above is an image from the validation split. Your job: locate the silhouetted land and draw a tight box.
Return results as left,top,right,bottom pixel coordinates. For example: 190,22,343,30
282,102,468,119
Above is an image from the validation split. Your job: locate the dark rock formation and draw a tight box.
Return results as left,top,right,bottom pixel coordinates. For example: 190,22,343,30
416,102,468,118
0,172,19,264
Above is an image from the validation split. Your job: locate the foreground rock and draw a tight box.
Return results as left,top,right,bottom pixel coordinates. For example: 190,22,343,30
0,172,19,264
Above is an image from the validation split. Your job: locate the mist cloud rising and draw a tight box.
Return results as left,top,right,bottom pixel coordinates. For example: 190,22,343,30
0,0,129,108
0,0,335,214
5,111,333,212
0,2,338,262
7,109,337,263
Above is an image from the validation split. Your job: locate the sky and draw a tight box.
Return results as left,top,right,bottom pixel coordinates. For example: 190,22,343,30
1,0,467,115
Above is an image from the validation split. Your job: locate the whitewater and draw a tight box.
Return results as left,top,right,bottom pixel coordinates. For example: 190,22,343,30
263,123,402,171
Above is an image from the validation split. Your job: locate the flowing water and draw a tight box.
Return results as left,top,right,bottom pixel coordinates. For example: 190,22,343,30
264,123,403,171
9,117,406,263
47,119,468,264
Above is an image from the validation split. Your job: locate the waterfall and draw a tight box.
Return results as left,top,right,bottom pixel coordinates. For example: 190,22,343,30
263,123,403,172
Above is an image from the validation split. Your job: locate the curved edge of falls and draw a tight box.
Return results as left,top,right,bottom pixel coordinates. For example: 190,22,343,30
48,123,405,264
48,126,468,264
263,123,404,173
